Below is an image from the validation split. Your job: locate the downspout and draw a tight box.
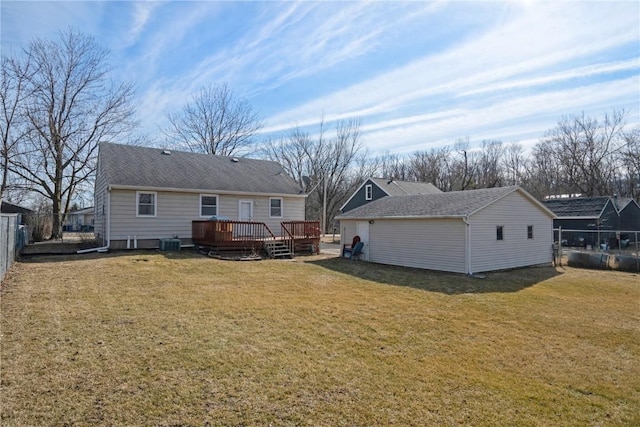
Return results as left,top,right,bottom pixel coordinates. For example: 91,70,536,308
77,189,111,254
463,216,472,275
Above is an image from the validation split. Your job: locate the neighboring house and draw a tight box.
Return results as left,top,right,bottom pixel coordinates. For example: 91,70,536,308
542,197,619,247
336,186,554,275
94,142,307,249
64,206,95,232
617,199,640,241
1,201,33,225
340,177,441,213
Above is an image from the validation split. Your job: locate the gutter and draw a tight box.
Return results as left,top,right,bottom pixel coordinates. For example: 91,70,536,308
463,216,472,275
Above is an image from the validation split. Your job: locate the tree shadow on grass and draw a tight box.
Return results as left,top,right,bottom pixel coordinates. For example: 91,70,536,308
306,257,563,295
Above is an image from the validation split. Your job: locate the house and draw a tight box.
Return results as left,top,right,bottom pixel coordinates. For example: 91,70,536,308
542,197,618,248
64,206,94,232
336,186,554,275
94,142,307,250
340,177,441,213
1,201,33,225
617,198,640,243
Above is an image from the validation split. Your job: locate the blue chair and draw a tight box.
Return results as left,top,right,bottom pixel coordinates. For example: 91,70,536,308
344,241,364,261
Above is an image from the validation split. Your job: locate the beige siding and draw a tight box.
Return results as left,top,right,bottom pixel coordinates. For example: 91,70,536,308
109,190,305,241
342,218,467,273
469,191,553,273
93,165,108,244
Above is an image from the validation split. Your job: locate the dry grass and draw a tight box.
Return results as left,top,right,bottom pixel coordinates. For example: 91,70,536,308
1,252,639,426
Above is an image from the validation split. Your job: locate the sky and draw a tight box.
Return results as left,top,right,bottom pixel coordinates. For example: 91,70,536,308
1,0,639,156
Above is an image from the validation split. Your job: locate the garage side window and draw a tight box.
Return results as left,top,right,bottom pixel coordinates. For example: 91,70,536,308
527,225,533,239
200,195,218,217
496,225,504,241
365,184,373,201
137,192,156,217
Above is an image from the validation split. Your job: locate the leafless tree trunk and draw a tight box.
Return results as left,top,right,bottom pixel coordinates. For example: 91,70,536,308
9,29,136,239
165,83,263,156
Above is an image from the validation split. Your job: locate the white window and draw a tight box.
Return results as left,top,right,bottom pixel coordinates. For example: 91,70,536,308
137,192,156,217
270,198,283,218
200,194,218,217
365,184,373,200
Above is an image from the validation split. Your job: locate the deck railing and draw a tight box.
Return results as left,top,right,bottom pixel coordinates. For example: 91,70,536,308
281,220,321,239
192,220,276,246
193,220,320,254
281,220,321,255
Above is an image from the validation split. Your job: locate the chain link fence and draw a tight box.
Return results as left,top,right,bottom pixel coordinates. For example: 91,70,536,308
1,214,29,282
553,228,640,272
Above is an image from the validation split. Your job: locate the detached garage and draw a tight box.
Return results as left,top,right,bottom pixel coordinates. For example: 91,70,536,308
336,186,555,275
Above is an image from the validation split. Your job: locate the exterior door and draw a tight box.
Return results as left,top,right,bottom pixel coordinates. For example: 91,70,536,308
356,221,370,261
238,200,253,221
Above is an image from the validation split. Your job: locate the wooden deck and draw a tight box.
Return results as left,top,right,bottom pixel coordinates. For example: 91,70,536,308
192,220,320,256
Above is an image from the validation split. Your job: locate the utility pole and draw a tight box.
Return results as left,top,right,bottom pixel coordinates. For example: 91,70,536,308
322,173,327,237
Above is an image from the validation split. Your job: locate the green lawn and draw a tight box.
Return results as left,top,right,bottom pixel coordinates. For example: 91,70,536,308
1,252,638,426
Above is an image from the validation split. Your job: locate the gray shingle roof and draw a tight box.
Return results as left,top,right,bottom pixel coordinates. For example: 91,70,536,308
99,142,304,196
541,197,611,218
336,186,543,219
370,177,442,196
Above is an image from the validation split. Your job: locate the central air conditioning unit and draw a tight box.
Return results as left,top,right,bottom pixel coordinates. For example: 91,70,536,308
159,238,181,251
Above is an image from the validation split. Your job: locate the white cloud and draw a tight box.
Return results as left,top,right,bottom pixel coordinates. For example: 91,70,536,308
361,76,640,155
263,2,639,132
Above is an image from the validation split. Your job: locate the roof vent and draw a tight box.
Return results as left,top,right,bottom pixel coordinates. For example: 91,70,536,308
231,157,239,163
161,149,171,155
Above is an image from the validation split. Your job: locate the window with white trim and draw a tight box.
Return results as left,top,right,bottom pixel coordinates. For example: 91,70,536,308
200,195,218,217
137,192,156,217
270,197,283,218
365,184,373,200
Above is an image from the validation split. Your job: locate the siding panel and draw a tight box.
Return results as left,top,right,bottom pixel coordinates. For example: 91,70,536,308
470,192,552,273
341,218,466,273
109,190,305,241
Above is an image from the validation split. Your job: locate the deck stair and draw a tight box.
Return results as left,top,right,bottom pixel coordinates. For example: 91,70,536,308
264,240,293,259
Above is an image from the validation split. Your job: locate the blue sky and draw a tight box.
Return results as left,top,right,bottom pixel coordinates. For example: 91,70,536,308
2,1,639,155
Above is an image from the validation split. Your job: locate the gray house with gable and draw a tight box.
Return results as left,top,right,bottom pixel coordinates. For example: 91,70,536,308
340,177,441,213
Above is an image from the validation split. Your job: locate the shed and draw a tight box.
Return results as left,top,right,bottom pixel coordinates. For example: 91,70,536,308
336,186,555,274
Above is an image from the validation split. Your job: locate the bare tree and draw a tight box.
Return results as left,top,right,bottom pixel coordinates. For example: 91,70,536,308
9,29,136,239
475,140,504,188
0,55,32,202
165,83,263,156
264,117,372,232
502,143,528,187
536,110,628,197
378,152,409,181
620,127,640,199
408,146,450,190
